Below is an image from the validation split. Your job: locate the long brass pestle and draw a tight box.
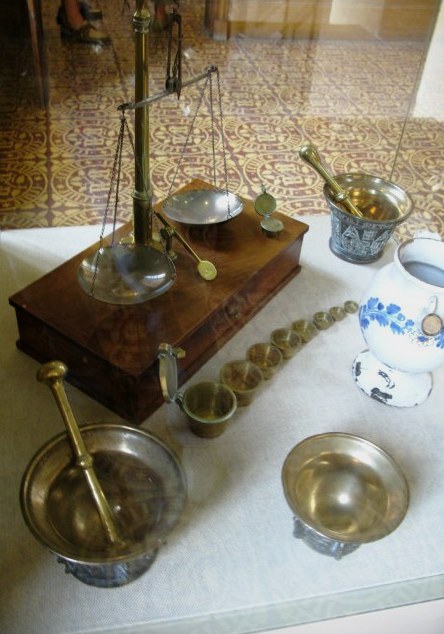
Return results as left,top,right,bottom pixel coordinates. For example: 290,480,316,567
37,361,124,547
299,143,365,219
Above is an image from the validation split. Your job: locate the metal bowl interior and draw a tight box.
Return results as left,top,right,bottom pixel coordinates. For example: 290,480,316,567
282,433,409,544
21,424,187,564
163,189,243,225
78,244,176,305
324,173,413,223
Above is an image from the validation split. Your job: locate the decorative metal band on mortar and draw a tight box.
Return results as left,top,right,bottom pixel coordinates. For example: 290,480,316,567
57,551,157,588
331,215,392,258
360,297,444,348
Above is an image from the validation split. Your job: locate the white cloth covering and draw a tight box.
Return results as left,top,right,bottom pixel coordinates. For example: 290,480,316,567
1,217,443,634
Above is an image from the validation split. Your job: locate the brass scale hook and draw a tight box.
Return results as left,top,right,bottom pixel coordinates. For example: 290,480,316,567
115,3,219,281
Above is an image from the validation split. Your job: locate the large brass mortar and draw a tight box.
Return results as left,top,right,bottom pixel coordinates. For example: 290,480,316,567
21,421,187,587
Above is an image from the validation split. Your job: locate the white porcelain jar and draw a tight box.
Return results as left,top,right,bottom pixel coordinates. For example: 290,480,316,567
352,233,444,407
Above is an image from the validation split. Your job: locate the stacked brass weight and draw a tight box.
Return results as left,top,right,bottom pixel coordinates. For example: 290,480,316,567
20,361,186,588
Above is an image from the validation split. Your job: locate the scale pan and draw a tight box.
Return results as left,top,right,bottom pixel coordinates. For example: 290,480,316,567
163,188,243,225
78,244,176,305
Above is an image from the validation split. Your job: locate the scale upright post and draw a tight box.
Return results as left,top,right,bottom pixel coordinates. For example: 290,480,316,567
133,0,153,246
76,0,176,304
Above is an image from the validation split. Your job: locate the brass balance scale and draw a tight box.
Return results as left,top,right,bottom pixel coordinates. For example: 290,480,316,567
10,0,308,423
13,1,308,587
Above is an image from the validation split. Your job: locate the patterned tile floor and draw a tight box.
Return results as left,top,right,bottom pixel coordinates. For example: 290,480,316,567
0,0,443,241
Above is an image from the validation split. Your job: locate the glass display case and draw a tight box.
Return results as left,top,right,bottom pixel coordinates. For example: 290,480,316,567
1,1,444,632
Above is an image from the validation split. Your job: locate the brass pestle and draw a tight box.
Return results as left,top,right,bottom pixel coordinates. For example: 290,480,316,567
299,143,365,219
37,361,124,547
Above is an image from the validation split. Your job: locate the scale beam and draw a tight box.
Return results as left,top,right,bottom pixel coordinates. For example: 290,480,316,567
118,66,218,112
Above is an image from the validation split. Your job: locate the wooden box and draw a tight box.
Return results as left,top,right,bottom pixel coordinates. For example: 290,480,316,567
9,180,308,423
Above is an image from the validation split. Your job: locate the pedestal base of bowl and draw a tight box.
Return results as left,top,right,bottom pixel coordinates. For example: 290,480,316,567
57,550,158,588
352,349,433,407
329,237,384,264
292,516,360,560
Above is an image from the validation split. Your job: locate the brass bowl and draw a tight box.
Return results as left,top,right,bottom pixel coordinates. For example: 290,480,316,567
282,433,409,553
21,424,187,586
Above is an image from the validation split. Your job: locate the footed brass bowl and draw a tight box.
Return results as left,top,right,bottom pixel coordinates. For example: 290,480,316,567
282,433,409,550
21,423,187,586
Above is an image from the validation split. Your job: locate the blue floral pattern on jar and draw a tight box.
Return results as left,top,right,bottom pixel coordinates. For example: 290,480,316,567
360,297,444,349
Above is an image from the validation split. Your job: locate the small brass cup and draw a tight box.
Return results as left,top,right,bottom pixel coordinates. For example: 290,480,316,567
313,311,335,330
270,328,302,359
220,360,263,406
291,319,318,343
246,343,283,380
344,300,359,314
179,381,237,438
329,306,346,321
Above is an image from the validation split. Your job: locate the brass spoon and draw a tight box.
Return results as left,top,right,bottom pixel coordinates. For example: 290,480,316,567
37,361,124,546
299,143,365,219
